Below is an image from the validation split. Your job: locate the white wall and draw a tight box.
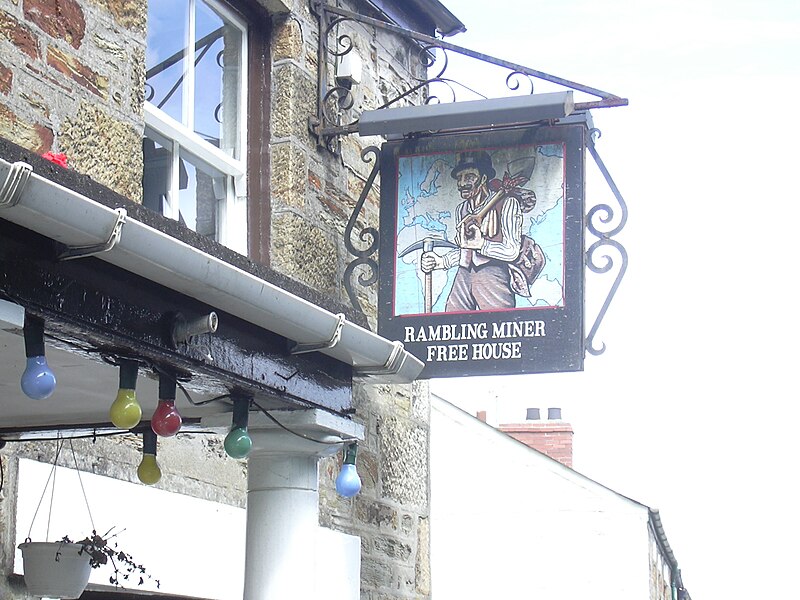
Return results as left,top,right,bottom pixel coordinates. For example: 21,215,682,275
14,458,361,600
14,458,247,599
430,397,651,600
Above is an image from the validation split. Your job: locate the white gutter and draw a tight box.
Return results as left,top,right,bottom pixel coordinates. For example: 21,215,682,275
0,159,423,383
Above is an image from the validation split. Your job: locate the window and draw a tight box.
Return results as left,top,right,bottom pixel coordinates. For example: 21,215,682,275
143,0,252,255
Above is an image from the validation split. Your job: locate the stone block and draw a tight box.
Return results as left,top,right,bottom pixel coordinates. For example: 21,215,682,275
361,557,393,588
59,101,143,201
24,0,85,48
20,86,49,118
379,416,428,508
271,142,307,208
373,535,412,561
0,64,10,95
273,16,303,61
47,45,108,98
128,44,145,116
0,102,53,152
93,0,147,34
410,380,430,423
415,516,430,595
271,211,337,293
354,498,398,532
272,63,316,143
0,10,41,59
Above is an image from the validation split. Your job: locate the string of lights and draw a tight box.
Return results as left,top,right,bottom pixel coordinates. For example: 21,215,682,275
2,308,363,497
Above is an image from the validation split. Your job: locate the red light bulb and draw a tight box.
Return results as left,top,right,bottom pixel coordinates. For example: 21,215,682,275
151,399,182,437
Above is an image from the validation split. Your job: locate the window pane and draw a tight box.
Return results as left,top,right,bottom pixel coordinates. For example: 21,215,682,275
146,1,189,123
194,0,242,159
142,137,170,214
179,156,221,238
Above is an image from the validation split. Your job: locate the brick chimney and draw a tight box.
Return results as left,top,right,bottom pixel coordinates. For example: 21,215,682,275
499,407,573,468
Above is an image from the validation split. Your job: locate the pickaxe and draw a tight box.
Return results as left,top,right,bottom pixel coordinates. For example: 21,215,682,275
458,155,537,239
398,236,458,313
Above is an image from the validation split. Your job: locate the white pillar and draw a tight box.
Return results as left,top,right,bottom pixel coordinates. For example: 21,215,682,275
240,409,364,600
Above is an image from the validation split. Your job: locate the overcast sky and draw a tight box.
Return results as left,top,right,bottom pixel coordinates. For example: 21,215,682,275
429,1,800,598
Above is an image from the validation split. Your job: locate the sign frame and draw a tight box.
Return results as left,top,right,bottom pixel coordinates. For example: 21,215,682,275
377,122,587,379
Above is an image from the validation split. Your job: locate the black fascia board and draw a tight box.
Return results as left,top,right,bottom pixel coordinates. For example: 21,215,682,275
0,138,353,414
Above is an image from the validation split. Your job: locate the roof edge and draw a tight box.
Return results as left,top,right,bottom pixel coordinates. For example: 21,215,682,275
649,508,692,600
0,156,424,384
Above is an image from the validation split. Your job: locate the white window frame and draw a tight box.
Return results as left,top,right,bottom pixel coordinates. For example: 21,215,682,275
144,0,249,254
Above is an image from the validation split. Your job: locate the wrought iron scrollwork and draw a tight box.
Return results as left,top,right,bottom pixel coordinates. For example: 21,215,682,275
585,130,628,356
505,71,536,95
343,146,381,322
309,0,628,150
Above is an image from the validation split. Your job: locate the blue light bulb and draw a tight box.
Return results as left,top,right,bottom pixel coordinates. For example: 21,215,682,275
335,443,362,498
335,463,362,497
21,356,56,400
21,315,56,400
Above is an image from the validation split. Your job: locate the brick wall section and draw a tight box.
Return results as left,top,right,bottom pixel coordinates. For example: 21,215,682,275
499,422,574,468
24,0,86,48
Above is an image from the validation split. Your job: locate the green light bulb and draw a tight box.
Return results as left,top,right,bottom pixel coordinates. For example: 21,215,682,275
224,426,252,459
110,388,142,429
137,453,161,485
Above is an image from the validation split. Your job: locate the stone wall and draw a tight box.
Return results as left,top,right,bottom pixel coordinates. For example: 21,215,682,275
0,0,145,201
0,0,431,599
271,2,432,598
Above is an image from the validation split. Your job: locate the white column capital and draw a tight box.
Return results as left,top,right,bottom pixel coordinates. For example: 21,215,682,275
247,408,364,458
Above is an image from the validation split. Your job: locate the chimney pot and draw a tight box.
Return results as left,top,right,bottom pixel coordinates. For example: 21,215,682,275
547,407,562,420
526,408,541,420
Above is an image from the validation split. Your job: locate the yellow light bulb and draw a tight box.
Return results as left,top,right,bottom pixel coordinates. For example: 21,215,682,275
137,453,161,485
110,388,142,429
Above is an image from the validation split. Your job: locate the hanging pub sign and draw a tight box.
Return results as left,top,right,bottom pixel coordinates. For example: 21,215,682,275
377,122,586,378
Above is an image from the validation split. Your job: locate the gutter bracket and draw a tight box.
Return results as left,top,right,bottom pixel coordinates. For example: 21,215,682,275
58,208,128,261
353,340,405,378
289,312,346,355
0,162,33,208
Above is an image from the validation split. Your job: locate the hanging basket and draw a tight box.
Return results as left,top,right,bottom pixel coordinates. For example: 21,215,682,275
18,541,92,599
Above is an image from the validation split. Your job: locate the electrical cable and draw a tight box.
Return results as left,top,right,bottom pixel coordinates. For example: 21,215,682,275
2,305,355,447
151,363,232,407
250,399,358,446
0,429,219,444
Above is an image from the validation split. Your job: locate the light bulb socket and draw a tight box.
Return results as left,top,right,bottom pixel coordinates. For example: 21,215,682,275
142,428,157,455
23,314,46,358
343,442,358,465
231,394,250,430
158,371,177,401
118,359,139,390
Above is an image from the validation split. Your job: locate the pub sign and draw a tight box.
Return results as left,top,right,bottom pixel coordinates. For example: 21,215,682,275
377,123,587,378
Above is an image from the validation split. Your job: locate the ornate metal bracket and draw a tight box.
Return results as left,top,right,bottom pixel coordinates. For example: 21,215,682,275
343,146,380,322
309,0,628,151
585,131,628,356
313,0,630,351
